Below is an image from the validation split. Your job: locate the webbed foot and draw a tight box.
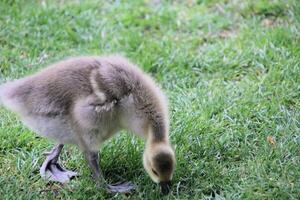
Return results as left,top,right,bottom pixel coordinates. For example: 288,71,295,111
40,144,77,183
107,181,135,193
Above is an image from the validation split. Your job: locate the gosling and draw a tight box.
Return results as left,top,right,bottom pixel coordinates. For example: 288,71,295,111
0,55,175,194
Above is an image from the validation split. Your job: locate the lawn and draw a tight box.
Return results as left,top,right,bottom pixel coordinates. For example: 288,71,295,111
0,0,299,199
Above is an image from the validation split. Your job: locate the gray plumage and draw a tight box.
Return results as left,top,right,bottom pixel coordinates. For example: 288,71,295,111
0,55,175,194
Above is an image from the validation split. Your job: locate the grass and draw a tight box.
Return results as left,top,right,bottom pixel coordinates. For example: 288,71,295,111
0,0,299,199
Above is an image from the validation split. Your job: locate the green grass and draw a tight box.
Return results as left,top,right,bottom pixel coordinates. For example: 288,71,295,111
0,0,299,199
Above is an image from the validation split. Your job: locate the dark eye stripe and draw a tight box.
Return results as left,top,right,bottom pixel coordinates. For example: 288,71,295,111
152,169,158,176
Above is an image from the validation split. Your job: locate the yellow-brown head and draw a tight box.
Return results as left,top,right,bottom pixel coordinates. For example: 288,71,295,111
143,141,176,195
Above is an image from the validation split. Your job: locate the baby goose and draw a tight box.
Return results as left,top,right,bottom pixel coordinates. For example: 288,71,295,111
0,55,175,194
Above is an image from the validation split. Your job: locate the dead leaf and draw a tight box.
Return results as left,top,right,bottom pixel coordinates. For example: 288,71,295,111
267,136,276,146
261,19,274,27
218,30,233,38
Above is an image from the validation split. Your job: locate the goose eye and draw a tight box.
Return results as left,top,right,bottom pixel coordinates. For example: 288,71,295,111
152,169,158,176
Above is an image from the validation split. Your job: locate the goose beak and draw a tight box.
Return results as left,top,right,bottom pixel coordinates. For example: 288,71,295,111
159,181,171,195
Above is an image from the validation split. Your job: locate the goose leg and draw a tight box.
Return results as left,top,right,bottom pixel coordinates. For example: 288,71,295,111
40,144,77,183
85,151,135,193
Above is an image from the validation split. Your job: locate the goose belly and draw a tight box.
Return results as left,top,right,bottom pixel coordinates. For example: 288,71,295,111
21,114,76,144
